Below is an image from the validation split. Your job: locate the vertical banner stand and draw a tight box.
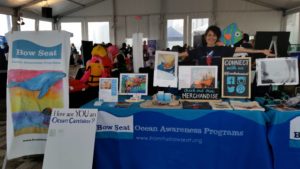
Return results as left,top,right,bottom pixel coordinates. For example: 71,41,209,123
2,153,7,169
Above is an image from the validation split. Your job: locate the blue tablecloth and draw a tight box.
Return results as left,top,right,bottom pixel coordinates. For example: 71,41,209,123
266,108,300,169
82,97,272,169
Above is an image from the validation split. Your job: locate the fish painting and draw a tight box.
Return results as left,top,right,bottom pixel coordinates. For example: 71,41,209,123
8,71,66,99
220,23,243,46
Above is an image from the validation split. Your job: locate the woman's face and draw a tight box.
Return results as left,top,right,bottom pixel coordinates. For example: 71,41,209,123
205,31,218,47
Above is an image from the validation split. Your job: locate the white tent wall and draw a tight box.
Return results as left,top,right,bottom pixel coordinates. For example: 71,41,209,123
216,0,282,35
0,6,13,16
217,11,282,35
284,13,300,44
115,0,161,15
58,0,283,47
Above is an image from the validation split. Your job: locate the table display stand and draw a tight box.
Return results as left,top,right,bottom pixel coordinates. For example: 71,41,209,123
2,153,7,169
125,94,144,102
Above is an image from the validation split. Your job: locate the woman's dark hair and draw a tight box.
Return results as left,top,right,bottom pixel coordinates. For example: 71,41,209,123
204,25,221,41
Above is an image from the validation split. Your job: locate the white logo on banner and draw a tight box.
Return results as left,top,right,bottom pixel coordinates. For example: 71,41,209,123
97,111,133,133
290,116,300,140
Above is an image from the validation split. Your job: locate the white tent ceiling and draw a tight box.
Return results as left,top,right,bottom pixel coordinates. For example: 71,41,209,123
244,0,300,10
0,0,106,17
0,0,300,17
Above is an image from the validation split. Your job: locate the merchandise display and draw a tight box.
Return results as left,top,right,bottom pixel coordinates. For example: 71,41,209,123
115,102,132,108
182,101,212,109
151,91,180,106
230,100,265,111
140,100,181,109
267,104,298,111
209,101,233,110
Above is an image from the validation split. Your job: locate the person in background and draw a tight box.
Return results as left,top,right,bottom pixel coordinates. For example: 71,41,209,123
120,42,128,56
127,44,132,55
183,43,188,51
107,45,127,77
0,43,7,70
71,43,77,54
70,43,78,65
234,33,252,48
240,33,253,49
143,40,149,64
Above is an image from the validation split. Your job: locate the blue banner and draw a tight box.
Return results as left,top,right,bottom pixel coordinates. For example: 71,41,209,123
267,109,300,169
92,108,272,169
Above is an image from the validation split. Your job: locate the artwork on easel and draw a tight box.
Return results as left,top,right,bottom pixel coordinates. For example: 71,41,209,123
256,57,299,86
99,78,118,102
153,51,178,88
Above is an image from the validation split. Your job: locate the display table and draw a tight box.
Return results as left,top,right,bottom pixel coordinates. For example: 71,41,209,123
266,108,300,169
81,97,272,169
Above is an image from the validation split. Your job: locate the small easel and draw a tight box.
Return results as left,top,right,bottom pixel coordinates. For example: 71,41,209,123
2,153,7,169
269,36,279,91
269,36,278,58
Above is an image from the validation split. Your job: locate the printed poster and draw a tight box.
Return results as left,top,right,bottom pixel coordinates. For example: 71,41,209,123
99,78,118,102
6,31,71,159
222,57,251,98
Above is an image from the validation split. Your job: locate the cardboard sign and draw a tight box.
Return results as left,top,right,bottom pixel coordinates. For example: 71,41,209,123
181,88,219,100
222,57,251,98
43,109,97,169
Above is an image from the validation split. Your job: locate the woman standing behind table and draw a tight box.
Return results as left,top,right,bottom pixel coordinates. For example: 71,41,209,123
179,25,274,92
179,25,274,66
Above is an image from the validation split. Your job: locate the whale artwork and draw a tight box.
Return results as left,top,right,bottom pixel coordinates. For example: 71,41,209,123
8,71,66,99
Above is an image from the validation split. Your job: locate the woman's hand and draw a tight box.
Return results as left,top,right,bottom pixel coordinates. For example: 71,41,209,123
262,49,275,57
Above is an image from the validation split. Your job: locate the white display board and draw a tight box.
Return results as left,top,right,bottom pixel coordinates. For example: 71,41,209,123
43,109,97,169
